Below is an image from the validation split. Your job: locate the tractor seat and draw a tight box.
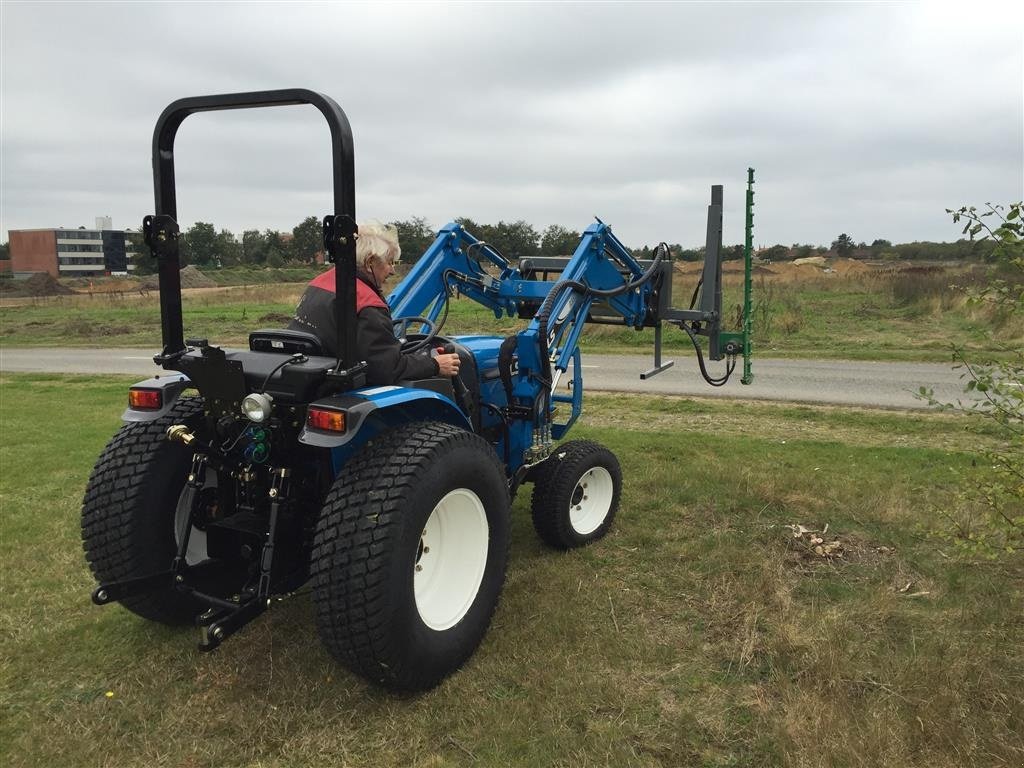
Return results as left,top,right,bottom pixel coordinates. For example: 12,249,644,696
249,329,324,356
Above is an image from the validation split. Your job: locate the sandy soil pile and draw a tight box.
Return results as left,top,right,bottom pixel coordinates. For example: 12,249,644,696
633,255,892,283
793,255,827,267
771,263,828,280
831,258,871,276
24,273,75,296
141,265,217,290
179,266,218,288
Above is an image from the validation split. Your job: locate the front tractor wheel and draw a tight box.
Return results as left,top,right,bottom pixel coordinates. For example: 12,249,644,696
531,440,622,550
311,422,511,691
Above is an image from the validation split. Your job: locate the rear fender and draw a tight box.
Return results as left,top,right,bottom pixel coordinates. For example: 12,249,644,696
121,373,192,422
299,385,470,452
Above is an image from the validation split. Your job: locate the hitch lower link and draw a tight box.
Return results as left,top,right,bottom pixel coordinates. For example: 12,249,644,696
91,431,293,653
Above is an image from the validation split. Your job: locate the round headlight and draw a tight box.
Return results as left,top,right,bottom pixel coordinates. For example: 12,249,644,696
241,392,274,423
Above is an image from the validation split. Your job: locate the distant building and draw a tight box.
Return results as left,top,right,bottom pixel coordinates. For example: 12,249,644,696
8,217,139,278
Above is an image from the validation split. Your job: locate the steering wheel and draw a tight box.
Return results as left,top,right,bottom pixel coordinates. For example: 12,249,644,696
392,316,438,354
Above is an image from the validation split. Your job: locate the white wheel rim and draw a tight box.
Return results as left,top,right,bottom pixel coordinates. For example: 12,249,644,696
174,477,211,566
569,466,614,535
414,488,490,631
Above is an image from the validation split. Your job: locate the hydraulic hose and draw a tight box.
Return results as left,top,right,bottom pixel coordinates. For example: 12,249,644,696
681,324,736,387
533,242,668,388
258,352,308,393
497,242,668,427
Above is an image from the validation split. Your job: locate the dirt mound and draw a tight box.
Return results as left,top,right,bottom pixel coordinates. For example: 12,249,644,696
762,263,824,281
678,257,880,282
141,265,217,290
258,312,294,326
179,266,217,288
793,256,826,267
832,258,870,276
25,272,75,296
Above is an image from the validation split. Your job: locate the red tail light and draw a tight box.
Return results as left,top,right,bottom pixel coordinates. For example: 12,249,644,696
307,407,346,432
128,388,162,410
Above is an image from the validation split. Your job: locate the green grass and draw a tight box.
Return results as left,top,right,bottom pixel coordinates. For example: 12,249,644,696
1,374,1021,767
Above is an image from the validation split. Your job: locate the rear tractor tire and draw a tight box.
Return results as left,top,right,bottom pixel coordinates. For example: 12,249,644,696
531,440,622,550
311,421,511,692
81,396,236,626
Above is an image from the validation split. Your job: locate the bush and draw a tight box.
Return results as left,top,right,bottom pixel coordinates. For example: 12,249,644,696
922,202,1023,558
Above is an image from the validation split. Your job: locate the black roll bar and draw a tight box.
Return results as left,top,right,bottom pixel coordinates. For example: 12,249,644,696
147,88,358,374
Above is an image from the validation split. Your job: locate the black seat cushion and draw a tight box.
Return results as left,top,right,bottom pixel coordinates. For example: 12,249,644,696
249,328,324,356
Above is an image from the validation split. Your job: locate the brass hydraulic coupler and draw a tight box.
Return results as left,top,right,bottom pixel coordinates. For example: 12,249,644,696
166,424,196,445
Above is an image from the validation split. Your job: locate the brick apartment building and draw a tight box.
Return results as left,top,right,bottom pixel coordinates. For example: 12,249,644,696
8,217,138,278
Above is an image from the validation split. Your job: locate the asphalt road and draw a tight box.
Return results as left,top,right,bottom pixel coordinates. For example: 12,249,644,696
1,347,971,410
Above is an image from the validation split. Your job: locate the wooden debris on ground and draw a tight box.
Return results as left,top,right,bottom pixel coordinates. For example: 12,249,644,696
785,523,845,559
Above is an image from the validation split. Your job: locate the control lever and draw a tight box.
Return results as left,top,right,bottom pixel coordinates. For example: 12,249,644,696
436,343,474,420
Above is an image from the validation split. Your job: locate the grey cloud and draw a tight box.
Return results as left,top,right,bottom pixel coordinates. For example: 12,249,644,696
2,1,1021,248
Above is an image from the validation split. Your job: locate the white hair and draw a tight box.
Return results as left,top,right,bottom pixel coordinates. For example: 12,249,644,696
356,221,401,269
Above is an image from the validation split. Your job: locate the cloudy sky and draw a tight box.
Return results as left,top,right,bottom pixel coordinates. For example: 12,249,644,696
2,1,1021,251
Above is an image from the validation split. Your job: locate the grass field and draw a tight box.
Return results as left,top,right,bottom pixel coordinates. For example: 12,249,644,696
1,265,1020,362
1,374,1020,767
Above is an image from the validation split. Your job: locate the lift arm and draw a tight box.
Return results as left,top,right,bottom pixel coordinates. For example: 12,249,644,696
385,179,754,472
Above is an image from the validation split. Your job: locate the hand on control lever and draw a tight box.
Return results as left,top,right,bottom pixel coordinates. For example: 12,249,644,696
433,347,461,377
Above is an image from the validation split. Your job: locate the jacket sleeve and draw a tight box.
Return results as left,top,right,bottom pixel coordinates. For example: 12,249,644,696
356,306,439,385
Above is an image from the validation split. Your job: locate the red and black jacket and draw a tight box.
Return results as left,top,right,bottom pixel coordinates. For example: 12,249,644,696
288,269,438,386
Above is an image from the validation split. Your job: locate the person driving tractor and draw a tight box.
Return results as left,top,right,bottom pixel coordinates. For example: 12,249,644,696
289,221,461,385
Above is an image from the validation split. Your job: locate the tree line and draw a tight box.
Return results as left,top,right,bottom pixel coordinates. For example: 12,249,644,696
125,217,1001,275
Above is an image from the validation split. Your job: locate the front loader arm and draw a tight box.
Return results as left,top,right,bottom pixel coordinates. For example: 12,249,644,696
521,222,656,389
383,175,755,476
388,223,519,322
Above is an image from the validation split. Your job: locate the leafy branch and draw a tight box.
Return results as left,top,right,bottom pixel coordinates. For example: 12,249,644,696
919,202,1024,558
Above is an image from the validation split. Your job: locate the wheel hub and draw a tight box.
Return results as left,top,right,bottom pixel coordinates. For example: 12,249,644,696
568,466,614,535
414,488,489,631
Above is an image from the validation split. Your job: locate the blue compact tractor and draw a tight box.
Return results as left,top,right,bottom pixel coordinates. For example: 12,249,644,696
82,90,754,691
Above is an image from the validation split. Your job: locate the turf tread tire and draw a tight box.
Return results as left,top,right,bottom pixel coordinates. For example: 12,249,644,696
530,440,622,550
81,396,207,625
311,421,510,691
